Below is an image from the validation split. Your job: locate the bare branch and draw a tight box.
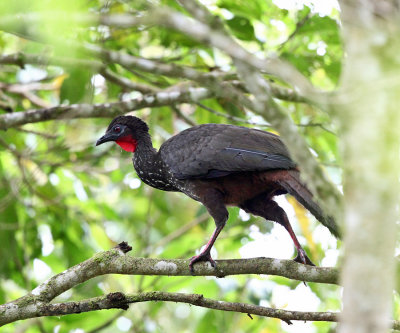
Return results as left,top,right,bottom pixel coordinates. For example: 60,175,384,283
0,82,56,92
88,311,125,333
24,291,341,326
0,86,213,130
0,52,103,71
7,289,400,329
2,243,400,329
0,243,339,326
297,122,337,136
150,212,209,251
170,105,197,127
0,82,55,108
14,127,58,139
99,9,320,99
83,43,234,83
99,68,160,94
0,12,324,105
196,102,270,127
0,53,315,106
277,11,312,51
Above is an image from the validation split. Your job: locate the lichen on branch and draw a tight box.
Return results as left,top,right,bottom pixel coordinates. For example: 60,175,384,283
0,242,339,326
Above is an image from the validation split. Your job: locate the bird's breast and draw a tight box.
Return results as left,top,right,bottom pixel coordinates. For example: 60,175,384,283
133,155,180,192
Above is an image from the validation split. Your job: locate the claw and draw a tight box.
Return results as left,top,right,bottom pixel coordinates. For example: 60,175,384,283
292,249,315,287
189,251,217,275
293,249,315,266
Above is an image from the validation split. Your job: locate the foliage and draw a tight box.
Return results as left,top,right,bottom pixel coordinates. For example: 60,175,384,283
0,0,343,332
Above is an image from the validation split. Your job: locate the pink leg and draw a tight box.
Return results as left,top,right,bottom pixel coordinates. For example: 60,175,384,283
189,189,228,274
189,225,224,274
241,197,315,266
285,220,315,266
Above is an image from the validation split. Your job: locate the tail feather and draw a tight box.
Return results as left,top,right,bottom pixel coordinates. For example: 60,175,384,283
278,170,341,238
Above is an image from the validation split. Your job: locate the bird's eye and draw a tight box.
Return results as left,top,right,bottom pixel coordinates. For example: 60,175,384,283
114,126,121,133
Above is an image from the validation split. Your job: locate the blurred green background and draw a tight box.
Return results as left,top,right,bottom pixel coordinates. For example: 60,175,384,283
0,0,344,332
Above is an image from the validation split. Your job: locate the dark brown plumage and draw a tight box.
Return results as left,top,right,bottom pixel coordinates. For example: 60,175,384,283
96,115,339,273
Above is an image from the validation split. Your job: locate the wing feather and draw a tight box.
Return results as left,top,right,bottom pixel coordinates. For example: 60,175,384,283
159,124,296,179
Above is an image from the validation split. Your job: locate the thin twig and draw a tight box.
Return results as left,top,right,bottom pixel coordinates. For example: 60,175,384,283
171,105,197,126
100,68,159,94
15,127,58,139
277,12,312,51
149,212,209,251
297,122,337,136
87,310,125,333
196,102,271,127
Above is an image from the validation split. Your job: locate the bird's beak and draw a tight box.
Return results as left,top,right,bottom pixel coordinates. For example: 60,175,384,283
96,133,115,146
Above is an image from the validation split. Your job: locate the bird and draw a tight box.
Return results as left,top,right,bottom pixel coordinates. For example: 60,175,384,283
96,115,340,273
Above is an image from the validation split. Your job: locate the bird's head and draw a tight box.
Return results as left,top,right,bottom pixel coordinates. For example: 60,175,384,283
96,115,149,152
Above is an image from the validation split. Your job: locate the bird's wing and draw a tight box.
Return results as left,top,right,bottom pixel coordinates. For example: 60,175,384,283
159,124,296,180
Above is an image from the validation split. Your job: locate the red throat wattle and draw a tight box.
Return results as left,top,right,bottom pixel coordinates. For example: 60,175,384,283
116,136,137,152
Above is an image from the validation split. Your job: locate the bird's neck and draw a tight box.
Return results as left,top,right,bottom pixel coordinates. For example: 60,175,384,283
134,132,158,159
133,135,179,191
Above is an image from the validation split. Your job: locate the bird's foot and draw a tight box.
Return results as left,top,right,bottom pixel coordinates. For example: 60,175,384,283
293,249,315,266
189,251,216,275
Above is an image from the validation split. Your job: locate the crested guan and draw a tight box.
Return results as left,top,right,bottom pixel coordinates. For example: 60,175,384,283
96,115,339,272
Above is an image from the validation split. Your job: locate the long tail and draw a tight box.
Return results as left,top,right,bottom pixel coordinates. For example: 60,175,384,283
278,170,341,238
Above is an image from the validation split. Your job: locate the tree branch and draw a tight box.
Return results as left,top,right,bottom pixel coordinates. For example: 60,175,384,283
99,9,320,99
99,68,159,94
0,86,213,130
29,291,341,326
6,290,400,330
0,52,103,71
32,290,400,330
277,11,312,51
0,242,339,326
2,242,400,329
0,52,312,105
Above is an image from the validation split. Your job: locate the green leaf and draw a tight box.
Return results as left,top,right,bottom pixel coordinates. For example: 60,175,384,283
60,67,93,104
226,16,256,41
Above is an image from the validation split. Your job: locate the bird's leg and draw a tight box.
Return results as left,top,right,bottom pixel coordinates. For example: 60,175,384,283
285,221,315,266
241,197,315,266
189,190,228,274
189,225,224,270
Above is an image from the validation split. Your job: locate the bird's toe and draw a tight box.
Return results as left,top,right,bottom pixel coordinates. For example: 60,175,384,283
189,252,217,274
293,250,315,266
